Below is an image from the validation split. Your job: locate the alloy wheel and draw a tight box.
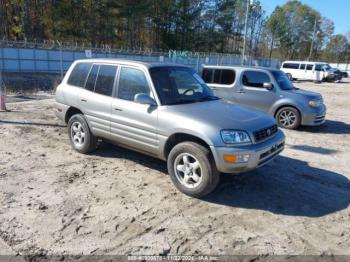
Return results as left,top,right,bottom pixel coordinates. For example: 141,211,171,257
174,153,203,189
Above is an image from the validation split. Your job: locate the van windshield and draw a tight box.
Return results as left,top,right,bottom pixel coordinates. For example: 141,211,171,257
271,70,294,90
149,67,219,105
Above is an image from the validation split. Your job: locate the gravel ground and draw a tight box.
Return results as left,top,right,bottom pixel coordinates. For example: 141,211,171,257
0,80,349,257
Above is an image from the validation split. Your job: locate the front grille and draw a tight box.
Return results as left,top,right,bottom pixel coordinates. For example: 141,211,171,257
253,124,278,143
258,142,284,167
314,114,325,124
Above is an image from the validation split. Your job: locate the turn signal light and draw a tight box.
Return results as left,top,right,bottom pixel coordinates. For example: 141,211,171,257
223,154,250,163
223,155,238,163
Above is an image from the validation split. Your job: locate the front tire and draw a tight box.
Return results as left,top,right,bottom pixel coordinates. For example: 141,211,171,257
276,107,301,130
68,114,97,154
167,142,220,198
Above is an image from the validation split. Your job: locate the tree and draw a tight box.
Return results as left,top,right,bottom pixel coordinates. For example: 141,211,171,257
323,34,349,63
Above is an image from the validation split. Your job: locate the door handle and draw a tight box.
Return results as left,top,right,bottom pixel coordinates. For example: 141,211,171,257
114,107,123,111
80,98,87,102
237,90,245,93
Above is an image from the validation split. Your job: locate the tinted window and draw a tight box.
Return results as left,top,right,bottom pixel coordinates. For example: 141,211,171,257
94,65,117,96
306,64,313,70
220,69,235,85
85,64,99,91
283,63,300,69
202,68,213,83
300,64,306,70
315,64,322,71
67,63,92,87
242,71,270,88
203,69,236,85
118,67,150,101
213,69,221,83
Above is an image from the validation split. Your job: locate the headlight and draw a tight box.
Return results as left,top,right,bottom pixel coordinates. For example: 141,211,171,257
221,130,251,144
309,100,321,108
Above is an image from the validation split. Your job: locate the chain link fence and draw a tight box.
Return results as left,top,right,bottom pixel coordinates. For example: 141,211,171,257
0,40,282,74
0,40,283,93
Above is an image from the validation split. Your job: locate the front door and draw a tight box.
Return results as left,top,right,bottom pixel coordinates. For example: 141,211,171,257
235,70,277,113
110,66,159,155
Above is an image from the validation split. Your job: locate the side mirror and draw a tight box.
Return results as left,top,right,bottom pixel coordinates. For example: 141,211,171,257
134,93,157,106
263,82,274,90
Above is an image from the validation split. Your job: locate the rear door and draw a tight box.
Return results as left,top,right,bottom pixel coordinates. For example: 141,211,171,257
305,64,315,80
110,66,159,155
78,63,117,138
298,63,307,79
202,68,236,101
236,70,277,112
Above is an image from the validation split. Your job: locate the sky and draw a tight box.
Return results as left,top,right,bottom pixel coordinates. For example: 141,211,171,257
260,0,350,36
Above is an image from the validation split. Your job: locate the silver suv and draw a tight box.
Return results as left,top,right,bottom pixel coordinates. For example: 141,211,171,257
202,65,327,129
55,59,285,197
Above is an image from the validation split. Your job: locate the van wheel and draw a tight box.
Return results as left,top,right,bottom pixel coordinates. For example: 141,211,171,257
286,73,293,81
167,142,220,198
68,114,97,154
276,107,301,130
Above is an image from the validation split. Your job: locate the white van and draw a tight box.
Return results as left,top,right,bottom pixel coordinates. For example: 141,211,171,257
280,61,342,82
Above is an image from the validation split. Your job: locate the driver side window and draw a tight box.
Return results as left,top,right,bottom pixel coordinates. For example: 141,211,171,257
242,70,270,88
117,67,151,101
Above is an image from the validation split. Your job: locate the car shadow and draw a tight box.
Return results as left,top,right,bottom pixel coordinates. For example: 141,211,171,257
287,144,337,155
299,119,350,135
204,156,350,217
93,142,168,174
93,143,349,218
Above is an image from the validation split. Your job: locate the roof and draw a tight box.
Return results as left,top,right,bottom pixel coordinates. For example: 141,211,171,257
73,58,190,69
282,60,328,64
202,64,280,72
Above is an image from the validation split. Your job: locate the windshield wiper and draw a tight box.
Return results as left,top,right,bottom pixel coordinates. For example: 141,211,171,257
168,99,198,105
197,95,220,102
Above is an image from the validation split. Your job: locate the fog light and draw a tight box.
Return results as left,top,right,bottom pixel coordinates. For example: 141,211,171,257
223,154,250,163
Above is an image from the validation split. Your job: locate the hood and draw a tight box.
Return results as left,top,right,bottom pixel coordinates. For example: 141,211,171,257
161,99,276,133
286,88,322,100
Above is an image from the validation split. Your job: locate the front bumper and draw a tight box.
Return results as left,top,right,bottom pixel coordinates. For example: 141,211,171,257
211,130,285,173
325,73,342,82
301,104,327,126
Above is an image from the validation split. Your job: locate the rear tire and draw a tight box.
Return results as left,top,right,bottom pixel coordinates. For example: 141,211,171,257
68,114,97,154
167,142,220,198
276,107,301,130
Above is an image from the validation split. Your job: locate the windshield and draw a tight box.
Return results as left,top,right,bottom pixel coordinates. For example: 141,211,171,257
149,67,219,105
271,70,294,90
322,64,332,71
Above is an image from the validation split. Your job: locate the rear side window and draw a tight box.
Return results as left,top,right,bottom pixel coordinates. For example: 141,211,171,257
67,63,92,87
220,69,235,85
117,67,150,101
242,71,270,88
202,68,213,83
300,64,306,70
283,63,299,69
306,64,313,70
85,64,99,91
94,65,117,96
202,68,235,85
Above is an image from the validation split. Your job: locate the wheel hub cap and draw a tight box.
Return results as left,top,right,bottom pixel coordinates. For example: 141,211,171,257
174,153,203,189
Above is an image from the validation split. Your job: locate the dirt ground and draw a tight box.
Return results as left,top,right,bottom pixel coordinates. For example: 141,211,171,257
0,79,349,257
